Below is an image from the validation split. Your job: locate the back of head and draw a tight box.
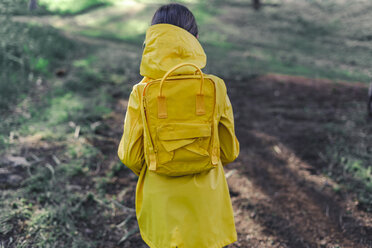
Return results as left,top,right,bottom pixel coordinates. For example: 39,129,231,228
151,3,198,38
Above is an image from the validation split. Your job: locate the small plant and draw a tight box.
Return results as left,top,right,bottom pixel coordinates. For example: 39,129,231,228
95,177,110,196
59,163,85,178
107,161,127,178
30,57,49,74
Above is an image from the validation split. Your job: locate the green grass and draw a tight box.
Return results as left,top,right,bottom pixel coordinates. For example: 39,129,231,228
0,38,137,246
322,102,372,210
0,18,85,153
1,4,138,244
22,0,371,83
0,18,79,114
197,0,372,82
38,0,109,15
0,0,49,15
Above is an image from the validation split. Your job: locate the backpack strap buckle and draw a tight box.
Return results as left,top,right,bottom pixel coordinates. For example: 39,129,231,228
211,147,219,165
157,95,168,119
196,94,205,115
148,147,157,171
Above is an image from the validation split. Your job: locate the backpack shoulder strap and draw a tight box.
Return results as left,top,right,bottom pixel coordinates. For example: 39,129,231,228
140,81,158,171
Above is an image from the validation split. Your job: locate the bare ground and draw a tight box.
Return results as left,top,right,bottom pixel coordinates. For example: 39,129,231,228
226,75,371,248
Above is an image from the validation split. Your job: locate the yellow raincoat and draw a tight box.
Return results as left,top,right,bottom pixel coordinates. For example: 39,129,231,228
118,24,239,248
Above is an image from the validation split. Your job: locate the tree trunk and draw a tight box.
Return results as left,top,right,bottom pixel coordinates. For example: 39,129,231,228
253,0,261,10
29,0,38,10
368,82,372,117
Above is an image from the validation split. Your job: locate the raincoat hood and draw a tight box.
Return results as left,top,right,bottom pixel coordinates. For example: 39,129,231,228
140,23,207,79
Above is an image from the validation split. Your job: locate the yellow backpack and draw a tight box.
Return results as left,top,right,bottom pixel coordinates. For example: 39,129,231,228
141,63,219,176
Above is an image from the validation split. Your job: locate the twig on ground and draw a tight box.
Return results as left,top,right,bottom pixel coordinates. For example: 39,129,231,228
44,163,55,181
52,155,61,165
93,134,117,143
30,153,41,162
74,126,80,139
26,166,33,177
116,214,134,228
112,199,135,213
118,227,139,244
225,169,237,179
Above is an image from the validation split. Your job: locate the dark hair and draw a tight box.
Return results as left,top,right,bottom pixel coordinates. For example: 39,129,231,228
151,3,198,37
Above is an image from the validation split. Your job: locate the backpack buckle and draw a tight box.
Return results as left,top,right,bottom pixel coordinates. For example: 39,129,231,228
148,147,157,170
196,94,205,115
157,96,168,119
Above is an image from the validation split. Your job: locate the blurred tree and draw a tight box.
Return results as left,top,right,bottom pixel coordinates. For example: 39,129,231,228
252,0,261,10
368,83,372,117
29,0,38,10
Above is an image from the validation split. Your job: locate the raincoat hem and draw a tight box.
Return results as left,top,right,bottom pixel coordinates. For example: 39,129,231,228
140,229,237,248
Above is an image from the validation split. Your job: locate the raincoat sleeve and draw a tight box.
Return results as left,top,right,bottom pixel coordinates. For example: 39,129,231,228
219,93,239,165
117,85,145,176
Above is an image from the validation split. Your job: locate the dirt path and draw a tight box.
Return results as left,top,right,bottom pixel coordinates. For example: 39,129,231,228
224,75,371,247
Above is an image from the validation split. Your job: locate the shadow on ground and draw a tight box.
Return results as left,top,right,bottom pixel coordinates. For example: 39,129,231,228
226,75,371,247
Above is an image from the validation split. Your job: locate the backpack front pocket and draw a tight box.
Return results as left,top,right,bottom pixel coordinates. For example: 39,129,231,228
156,123,212,168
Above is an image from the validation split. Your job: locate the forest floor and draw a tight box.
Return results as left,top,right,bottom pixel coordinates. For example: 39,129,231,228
1,1,372,247
227,74,371,247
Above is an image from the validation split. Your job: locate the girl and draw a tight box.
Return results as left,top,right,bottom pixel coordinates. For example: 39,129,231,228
118,3,239,248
